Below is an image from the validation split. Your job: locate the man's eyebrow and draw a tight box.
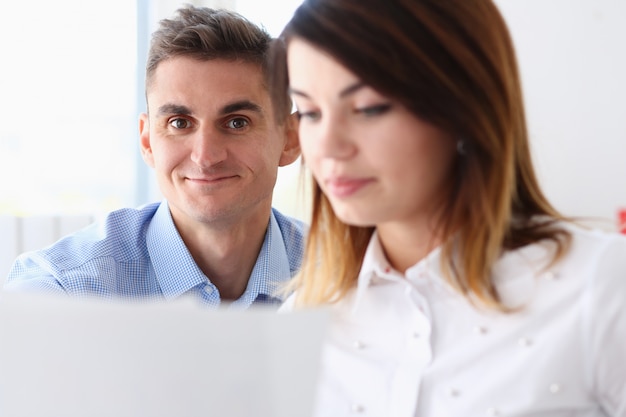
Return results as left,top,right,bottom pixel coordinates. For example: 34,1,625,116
154,101,263,117
288,81,365,100
220,100,263,116
156,104,192,116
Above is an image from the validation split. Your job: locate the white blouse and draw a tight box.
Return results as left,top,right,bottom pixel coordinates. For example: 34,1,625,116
281,223,626,417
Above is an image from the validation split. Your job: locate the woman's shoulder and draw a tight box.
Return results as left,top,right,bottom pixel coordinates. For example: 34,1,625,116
560,220,626,264
548,221,626,304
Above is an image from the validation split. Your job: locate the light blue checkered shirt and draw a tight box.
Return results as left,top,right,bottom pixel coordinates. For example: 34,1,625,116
5,201,306,309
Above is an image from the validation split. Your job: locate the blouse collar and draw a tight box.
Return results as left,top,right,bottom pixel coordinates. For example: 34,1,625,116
353,231,445,309
352,230,553,311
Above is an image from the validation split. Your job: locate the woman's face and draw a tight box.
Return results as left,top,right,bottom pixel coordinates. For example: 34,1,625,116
287,38,458,230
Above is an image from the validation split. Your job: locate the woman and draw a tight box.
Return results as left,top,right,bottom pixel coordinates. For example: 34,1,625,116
273,0,626,415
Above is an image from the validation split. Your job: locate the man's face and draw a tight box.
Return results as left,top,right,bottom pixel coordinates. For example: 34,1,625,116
139,57,298,229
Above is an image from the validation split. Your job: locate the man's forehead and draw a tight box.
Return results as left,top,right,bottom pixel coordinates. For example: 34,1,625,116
148,56,266,90
146,57,271,114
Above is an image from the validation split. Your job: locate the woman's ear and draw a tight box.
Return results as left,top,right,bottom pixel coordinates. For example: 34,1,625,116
139,113,155,168
278,112,301,167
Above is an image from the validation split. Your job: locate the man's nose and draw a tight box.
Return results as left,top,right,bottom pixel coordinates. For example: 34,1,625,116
190,128,227,167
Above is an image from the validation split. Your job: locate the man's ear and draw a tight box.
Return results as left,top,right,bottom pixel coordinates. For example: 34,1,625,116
139,113,155,168
278,112,301,167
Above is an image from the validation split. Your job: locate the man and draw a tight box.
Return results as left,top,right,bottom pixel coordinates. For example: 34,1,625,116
5,5,304,309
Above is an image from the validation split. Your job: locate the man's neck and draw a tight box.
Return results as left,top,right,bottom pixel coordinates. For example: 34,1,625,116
172,208,271,301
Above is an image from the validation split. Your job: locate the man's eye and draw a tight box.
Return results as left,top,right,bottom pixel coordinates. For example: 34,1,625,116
226,117,249,129
169,118,192,129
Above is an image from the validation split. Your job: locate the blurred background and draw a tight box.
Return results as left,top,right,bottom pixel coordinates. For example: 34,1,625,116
0,0,624,229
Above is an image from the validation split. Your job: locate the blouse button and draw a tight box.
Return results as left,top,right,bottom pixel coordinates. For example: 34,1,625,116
351,403,365,413
353,340,366,350
474,325,488,335
549,383,561,393
447,387,460,397
518,337,533,347
486,407,500,416
543,271,559,280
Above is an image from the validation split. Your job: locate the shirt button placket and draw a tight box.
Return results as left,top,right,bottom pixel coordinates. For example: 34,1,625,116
349,340,367,414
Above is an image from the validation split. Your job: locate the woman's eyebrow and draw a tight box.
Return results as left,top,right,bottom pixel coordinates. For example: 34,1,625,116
288,81,366,100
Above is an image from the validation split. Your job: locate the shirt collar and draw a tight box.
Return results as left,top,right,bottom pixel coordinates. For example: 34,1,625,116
147,202,291,307
229,211,291,309
146,201,208,300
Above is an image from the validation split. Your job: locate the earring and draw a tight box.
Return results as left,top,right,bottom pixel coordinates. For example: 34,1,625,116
457,139,467,155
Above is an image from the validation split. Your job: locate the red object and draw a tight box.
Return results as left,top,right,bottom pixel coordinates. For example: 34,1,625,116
619,208,626,235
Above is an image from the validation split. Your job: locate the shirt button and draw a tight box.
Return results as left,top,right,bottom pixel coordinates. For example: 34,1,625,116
518,337,533,347
351,403,365,413
204,285,214,295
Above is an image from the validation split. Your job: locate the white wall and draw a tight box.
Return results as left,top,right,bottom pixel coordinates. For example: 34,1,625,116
495,0,626,229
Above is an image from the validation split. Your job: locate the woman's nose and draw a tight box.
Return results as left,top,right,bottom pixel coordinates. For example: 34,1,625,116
314,116,357,160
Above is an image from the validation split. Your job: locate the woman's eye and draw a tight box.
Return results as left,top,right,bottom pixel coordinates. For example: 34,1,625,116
226,117,249,129
297,110,321,121
169,118,192,129
356,104,392,116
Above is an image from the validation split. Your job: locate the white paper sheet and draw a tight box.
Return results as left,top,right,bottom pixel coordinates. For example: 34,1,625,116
0,292,328,417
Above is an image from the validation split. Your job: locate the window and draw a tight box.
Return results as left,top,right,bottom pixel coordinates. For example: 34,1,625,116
0,0,138,217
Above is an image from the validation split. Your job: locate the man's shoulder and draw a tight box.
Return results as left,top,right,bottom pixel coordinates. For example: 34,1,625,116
271,208,308,242
5,202,164,295
31,202,161,268
271,208,308,275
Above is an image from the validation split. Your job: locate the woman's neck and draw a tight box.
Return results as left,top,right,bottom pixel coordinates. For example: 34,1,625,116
377,220,444,273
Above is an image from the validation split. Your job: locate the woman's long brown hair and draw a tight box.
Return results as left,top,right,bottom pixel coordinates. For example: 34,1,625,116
272,0,571,310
